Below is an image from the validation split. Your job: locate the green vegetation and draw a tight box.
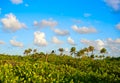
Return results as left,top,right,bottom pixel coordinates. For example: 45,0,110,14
0,47,120,83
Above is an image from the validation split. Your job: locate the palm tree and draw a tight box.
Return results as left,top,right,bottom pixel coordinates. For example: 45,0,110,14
90,54,94,59
77,49,85,58
28,48,32,55
88,46,94,55
32,49,37,58
100,48,107,59
45,53,48,62
24,49,29,56
51,50,55,54
99,55,102,59
70,47,76,57
106,56,111,59
24,48,32,56
83,47,89,56
58,48,64,56
95,55,98,58
33,49,37,54
100,48,107,55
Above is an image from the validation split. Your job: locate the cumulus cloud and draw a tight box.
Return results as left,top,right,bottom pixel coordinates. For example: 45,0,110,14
10,0,23,4
116,23,120,30
33,19,57,28
34,31,48,46
107,38,120,44
84,13,91,17
72,25,97,34
53,28,69,36
106,38,120,55
1,13,26,32
67,37,76,45
52,36,63,44
72,19,82,24
104,0,120,11
10,38,23,47
0,40,5,44
80,38,120,56
80,39,105,50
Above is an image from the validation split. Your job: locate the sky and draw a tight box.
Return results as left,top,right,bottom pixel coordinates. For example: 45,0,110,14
0,0,120,56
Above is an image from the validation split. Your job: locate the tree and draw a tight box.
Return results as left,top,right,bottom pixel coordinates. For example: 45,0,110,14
45,53,48,62
95,55,98,58
70,47,76,57
100,48,107,54
58,48,64,56
77,49,85,58
24,48,32,56
51,50,55,54
24,49,29,55
90,54,94,59
83,47,89,56
33,49,37,54
88,46,94,55
28,48,32,55
106,55,111,59
99,55,102,59
100,48,107,59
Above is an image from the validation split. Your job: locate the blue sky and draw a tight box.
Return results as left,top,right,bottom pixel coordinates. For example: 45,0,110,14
0,0,120,56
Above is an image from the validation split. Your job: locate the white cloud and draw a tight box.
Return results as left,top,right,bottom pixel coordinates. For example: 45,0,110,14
1,13,26,32
104,0,120,11
106,38,120,55
107,38,120,44
72,25,97,34
33,21,38,26
52,36,63,44
84,13,91,17
10,38,23,47
116,23,120,30
80,39,105,50
80,38,120,56
53,28,69,36
34,19,57,28
34,31,48,46
0,40,5,44
10,0,23,4
67,37,76,45
72,19,82,24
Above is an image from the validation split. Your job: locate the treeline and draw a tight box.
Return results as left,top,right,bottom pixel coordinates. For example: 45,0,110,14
0,51,120,82
23,46,110,61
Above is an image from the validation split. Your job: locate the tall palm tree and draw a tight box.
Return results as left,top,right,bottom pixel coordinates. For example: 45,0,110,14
95,55,98,58
99,55,102,59
83,47,89,56
77,49,85,58
28,48,32,55
33,49,37,54
24,49,29,56
100,48,107,59
45,53,48,62
58,48,64,56
90,54,94,59
51,50,55,54
100,48,107,55
70,47,76,57
88,46,94,55
106,56,111,59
